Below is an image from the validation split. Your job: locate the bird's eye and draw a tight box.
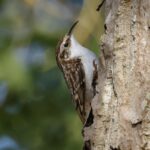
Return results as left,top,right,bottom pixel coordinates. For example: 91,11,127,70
64,43,69,47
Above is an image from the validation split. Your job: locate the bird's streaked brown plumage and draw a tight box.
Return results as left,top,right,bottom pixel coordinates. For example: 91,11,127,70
56,21,99,123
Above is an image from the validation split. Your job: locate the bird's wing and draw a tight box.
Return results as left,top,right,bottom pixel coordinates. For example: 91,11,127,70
61,58,86,123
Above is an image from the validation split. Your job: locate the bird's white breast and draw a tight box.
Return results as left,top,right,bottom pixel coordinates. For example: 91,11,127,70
69,35,99,89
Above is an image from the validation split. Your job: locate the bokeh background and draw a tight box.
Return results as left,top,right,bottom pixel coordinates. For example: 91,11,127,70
0,0,104,149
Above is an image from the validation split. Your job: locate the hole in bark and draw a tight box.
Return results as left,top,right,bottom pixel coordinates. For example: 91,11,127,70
84,109,94,127
132,120,142,128
83,140,91,150
110,146,121,150
104,24,107,30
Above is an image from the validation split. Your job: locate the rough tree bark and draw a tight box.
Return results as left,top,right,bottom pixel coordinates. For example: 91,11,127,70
83,0,150,150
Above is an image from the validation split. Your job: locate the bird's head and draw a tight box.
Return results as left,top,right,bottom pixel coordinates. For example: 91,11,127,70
57,21,78,60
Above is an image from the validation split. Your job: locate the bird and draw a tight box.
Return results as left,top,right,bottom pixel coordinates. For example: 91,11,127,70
56,21,99,124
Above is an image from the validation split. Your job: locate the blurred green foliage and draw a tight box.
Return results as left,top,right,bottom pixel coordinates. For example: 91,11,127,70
0,0,83,150
0,0,103,149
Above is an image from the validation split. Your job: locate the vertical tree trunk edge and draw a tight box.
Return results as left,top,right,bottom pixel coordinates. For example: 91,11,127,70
83,1,150,150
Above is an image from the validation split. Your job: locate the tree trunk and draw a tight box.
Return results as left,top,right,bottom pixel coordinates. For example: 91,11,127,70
83,0,150,150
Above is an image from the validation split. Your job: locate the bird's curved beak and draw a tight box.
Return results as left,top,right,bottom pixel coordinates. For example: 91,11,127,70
67,21,79,36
